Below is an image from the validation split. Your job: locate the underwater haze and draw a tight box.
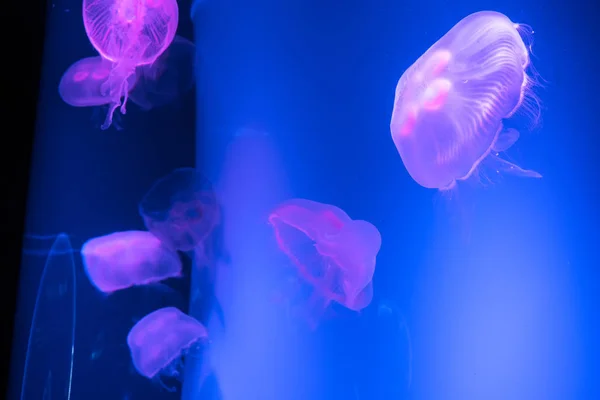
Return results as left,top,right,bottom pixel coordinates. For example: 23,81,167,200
7,0,600,399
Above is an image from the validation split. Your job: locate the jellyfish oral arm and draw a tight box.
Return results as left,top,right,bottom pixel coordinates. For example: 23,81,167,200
100,67,136,130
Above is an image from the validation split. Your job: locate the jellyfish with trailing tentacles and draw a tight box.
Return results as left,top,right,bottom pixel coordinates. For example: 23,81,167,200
20,234,76,400
127,307,209,391
82,0,179,129
59,35,194,127
59,56,139,108
81,230,182,293
139,168,220,266
269,198,381,328
390,11,542,191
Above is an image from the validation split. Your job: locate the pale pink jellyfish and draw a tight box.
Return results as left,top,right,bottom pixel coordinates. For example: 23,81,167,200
58,56,138,107
269,198,381,327
390,11,542,191
129,35,196,111
139,168,220,265
127,307,208,382
81,230,182,293
82,0,179,129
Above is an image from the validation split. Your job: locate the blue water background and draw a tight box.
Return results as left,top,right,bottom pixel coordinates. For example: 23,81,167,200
8,0,599,399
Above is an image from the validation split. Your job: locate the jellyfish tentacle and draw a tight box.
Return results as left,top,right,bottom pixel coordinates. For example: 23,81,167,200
485,152,541,178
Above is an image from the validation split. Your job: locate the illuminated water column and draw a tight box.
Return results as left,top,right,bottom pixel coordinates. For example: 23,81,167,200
187,1,320,399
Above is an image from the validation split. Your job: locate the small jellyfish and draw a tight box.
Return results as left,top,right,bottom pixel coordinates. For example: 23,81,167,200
390,11,542,190
58,56,138,107
81,230,182,293
129,35,197,111
127,307,208,388
20,234,76,400
82,0,179,129
139,168,220,259
269,198,381,327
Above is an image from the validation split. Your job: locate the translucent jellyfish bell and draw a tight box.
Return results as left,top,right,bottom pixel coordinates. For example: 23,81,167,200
20,234,76,400
58,56,138,107
129,36,197,111
127,307,208,386
81,230,182,293
82,0,179,129
269,198,381,326
390,11,542,190
139,168,220,255
83,0,179,65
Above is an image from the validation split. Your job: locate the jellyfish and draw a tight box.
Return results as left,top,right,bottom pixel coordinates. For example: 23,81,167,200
139,168,220,263
81,230,182,293
127,307,208,389
129,35,197,111
82,0,179,129
20,234,75,400
390,11,542,191
268,198,381,327
58,56,138,108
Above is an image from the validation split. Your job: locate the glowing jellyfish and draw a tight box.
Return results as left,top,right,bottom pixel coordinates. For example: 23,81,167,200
127,307,208,384
129,35,196,111
139,168,220,258
390,11,542,190
82,0,179,129
58,56,138,107
269,199,381,327
20,234,75,400
81,230,182,293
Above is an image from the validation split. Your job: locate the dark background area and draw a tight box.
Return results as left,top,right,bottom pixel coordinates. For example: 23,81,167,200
1,0,46,396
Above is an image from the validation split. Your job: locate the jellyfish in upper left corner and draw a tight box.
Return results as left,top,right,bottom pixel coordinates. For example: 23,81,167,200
269,198,381,327
127,307,209,389
390,11,542,191
59,37,194,127
59,56,139,109
139,168,220,263
82,0,179,130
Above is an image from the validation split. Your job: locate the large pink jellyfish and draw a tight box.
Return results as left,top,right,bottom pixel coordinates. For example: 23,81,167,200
82,0,179,129
127,307,208,381
58,56,138,107
59,38,193,120
81,230,182,293
139,168,220,263
390,11,542,190
269,198,381,327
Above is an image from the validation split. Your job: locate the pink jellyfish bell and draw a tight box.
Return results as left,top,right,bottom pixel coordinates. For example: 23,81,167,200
82,0,179,129
58,56,139,108
269,198,381,328
390,11,541,190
